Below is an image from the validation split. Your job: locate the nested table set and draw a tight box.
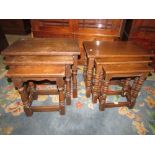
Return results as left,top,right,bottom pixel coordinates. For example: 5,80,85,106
2,38,80,116
83,41,154,110
2,38,154,116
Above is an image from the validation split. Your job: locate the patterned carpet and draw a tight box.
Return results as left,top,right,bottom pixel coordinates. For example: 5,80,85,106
0,55,155,135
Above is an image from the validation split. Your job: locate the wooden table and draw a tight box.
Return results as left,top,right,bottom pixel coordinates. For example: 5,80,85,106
2,38,80,98
6,65,67,116
83,41,154,97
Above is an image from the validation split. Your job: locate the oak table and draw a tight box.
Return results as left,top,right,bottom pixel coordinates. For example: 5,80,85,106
83,41,154,97
95,61,153,110
6,65,66,116
2,38,80,98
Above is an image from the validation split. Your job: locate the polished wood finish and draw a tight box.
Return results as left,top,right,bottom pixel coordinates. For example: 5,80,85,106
129,19,155,71
83,41,154,98
4,56,73,65
84,41,154,58
95,57,152,65
2,38,80,98
7,65,66,116
129,20,155,45
94,61,153,110
2,37,81,116
103,63,153,75
31,19,123,39
2,38,80,56
65,65,72,105
5,56,72,105
7,65,65,78
31,19,124,64
31,19,73,38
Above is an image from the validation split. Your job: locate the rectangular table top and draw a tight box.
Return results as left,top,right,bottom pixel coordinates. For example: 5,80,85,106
4,55,74,65
7,65,66,78
2,38,80,56
83,41,154,58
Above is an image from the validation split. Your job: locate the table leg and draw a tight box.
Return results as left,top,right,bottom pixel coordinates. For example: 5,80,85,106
121,78,131,97
57,78,65,115
28,81,38,100
83,51,87,82
72,55,78,98
128,74,147,108
12,78,33,116
86,57,94,97
92,64,102,103
99,79,110,111
65,65,71,105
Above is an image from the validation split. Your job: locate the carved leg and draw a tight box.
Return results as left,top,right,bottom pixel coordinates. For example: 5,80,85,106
128,75,146,108
65,65,71,105
92,64,102,103
57,78,65,115
72,56,78,98
86,57,94,97
121,78,131,97
126,77,138,105
28,81,38,100
12,78,33,117
131,77,139,92
83,51,88,82
99,80,110,111
98,70,104,97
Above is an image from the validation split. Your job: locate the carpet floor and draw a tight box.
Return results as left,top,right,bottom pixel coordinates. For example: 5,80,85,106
0,55,155,135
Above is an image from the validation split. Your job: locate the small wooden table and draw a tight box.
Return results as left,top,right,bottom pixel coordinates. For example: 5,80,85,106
6,65,66,116
83,41,154,97
2,38,80,98
94,60,153,110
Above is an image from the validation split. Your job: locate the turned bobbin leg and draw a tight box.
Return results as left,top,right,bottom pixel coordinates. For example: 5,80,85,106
12,78,33,116
131,77,139,92
98,70,104,98
86,57,94,97
28,81,38,100
92,64,102,103
126,77,139,105
121,78,131,97
65,65,71,105
57,78,65,115
128,74,147,108
83,52,88,82
72,56,78,98
99,80,110,111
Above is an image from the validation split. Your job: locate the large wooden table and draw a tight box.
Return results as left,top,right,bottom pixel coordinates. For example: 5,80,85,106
83,41,154,97
2,38,80,98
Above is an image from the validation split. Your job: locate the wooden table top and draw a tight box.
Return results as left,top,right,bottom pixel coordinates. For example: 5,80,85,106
83,41,154,58
4,55,73,65
2,38,80,56
7,65,66,78
95,57,152,65
102,63,154,74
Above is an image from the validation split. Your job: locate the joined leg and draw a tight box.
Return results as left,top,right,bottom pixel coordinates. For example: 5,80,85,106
121,78,131,97
83,52,88,82
28,81,38,100
57,78,65,115
65,65,71,105
128,75,146,108
99,80,109,111
98,70,104,97
72,56,78,98
12,78,33,116
92,64,102,103
86,57,94,97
